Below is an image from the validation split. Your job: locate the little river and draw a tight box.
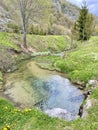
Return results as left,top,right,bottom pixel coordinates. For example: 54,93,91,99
3,59,84,121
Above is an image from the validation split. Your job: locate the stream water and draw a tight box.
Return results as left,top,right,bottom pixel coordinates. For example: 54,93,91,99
4,60,84,121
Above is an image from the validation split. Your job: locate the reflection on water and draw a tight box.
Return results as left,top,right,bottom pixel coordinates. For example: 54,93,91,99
32,75,84,120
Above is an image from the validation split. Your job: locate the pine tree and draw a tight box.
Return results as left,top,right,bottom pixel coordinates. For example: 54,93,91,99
75,1,94,41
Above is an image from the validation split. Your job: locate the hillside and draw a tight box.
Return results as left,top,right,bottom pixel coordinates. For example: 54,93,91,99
0,0,80,35
1,0,98,35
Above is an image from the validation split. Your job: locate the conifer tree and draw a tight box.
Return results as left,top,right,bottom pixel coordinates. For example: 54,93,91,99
75,1,94,41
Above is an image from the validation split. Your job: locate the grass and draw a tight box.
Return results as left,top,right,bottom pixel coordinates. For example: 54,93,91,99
52,37,98,85
91,88,98,99
0,99,67,130
27,34,70,52
0,32,19,50
0,32,69,52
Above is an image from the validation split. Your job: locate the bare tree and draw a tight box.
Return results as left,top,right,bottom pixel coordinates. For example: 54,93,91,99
17,0,42,48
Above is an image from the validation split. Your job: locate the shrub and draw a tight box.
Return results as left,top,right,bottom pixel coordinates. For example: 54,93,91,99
28,24,49,35
51,24,66,35
7,23,21,33
94,26,98,36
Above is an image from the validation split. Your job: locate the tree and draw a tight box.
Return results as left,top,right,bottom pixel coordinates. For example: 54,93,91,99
74,1,94,41
17,0,42,48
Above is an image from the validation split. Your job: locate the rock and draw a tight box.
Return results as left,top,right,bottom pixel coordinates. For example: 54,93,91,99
7,66,17,73
32,51,51,57
81,99,97,118
45,108,79,121
78,105,83,117
80,80,98,118
87,80,97,88
83,90,92,100
85,99,92,109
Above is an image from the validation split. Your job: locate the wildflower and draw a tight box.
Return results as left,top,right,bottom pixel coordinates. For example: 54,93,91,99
7,125,10,128
24,108,32,112
28,109,32,112
14,108,20,113
3,128,7,130
3,125,11,130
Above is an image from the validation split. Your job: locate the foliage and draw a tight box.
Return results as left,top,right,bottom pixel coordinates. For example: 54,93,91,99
28,24,49,35
74,1,94,41
94,25,98,35
51,24,66,35
0,0,78,35
7,23,21,33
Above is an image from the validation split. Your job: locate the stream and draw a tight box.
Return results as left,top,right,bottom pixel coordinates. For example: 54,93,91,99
3,60,84,121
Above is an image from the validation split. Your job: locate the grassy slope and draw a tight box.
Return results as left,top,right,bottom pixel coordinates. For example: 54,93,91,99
27,34,70,52
0,32,19,50
0,32,69,52
53,37,98,84
0,0,80,36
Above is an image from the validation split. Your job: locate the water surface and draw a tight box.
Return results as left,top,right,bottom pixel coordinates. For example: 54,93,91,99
4,60,84,120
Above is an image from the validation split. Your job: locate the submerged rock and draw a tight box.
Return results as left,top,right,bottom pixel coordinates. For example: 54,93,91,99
45,108,79,121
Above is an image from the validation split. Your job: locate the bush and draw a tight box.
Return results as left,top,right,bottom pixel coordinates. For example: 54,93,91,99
7,23,21,33
94,26,98,35
50,24,66,35
28,24,48,35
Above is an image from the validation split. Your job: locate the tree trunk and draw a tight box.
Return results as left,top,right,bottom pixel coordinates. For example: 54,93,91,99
23,31,27,48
